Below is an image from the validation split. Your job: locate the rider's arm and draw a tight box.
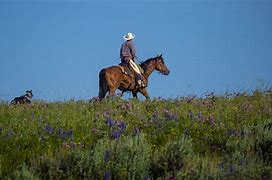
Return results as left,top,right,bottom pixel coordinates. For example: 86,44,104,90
128,41,136,60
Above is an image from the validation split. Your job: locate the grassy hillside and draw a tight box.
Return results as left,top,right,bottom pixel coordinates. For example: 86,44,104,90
0,90,271,179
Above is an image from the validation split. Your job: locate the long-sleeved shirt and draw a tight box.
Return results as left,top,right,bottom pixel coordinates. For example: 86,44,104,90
120,40,136,61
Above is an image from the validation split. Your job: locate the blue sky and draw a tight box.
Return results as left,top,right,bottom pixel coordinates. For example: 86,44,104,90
0,0,271,101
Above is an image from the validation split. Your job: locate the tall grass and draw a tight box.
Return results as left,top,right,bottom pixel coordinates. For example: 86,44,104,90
0,90,271,179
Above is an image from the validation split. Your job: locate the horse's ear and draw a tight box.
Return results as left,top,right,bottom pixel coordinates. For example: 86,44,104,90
159,53,162,58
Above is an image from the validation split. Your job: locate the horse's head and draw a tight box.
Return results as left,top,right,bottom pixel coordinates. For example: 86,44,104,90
154,54,170,75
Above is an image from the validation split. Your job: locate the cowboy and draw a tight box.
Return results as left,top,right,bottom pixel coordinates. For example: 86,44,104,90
120,32,146,88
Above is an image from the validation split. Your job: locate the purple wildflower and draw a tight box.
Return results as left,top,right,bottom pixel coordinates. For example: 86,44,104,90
67,129,73,139
62,131,67,139
103,171,111,180
44,123,53,134
169,176,175,180
112,131,121,140
56,128,62,136
118,121,126,131
164,110,178,121
106,118,116,127
122,102,132,111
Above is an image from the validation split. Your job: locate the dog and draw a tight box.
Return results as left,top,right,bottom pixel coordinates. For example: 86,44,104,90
10,90,33,105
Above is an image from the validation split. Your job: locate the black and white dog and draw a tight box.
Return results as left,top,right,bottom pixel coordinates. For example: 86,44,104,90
10,90,33,105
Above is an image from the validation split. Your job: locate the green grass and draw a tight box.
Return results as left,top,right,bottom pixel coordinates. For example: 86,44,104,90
0,90,271,179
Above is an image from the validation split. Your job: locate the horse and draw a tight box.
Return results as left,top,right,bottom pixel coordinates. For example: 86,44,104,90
98,54,170,100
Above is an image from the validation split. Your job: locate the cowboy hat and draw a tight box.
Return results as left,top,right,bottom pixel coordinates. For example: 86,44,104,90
123,32,135,41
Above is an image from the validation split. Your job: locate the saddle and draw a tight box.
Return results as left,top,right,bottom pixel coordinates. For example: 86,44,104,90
118,64,134,77
118,63,147,88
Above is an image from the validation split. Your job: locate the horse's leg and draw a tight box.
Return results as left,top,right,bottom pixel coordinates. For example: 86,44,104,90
139,88,150,100
120,90,126,97
132,91,138,99
105,73,120,98
108,81,119,97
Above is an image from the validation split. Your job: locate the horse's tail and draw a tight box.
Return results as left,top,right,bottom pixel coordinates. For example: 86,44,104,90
98,69,108,99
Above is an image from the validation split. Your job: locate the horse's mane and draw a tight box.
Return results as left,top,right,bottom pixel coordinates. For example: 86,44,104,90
140,57,156,67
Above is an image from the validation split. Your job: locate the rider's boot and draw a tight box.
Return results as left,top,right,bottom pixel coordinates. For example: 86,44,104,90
136,74,146,88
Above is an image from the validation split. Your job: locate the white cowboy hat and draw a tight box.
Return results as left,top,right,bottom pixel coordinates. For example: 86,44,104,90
123,32,135,41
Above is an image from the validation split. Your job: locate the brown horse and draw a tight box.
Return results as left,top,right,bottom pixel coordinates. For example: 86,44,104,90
98,54,170,99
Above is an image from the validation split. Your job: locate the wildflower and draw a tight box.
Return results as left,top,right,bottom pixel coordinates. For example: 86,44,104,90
122,102,132,111
164,110,178,121
56,128,62,136
105,118,116,127
67,129,73,139
112,131,121,140
103,171,111,180
118,121,126,131
44,123,53,134
169,176,174,180
62,131,67,139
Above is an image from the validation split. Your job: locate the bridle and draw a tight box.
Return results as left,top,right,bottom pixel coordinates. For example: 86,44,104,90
155,57,166,74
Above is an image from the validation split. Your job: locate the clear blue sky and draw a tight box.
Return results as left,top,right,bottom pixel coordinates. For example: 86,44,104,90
0,0,271,101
